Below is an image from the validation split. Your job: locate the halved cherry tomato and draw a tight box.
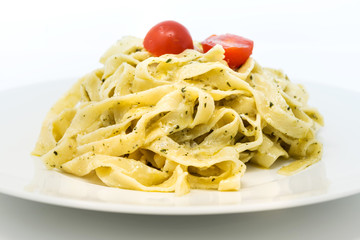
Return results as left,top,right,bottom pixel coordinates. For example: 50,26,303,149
143,20,194,56
202,34,254,69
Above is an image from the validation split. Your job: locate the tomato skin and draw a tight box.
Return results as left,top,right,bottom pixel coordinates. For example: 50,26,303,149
143,21,194,56
201,34,254,69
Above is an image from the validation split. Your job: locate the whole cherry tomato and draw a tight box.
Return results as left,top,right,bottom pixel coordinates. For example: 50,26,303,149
202,34,254,69
143,20,194,56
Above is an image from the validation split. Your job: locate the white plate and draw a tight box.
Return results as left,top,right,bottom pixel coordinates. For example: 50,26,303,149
0,80,359,215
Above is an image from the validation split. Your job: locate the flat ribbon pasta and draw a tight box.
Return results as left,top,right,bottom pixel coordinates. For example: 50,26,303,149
33,36,323,195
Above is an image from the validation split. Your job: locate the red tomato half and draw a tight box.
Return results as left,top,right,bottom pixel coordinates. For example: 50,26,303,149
202,34,254,69
143,20,194,56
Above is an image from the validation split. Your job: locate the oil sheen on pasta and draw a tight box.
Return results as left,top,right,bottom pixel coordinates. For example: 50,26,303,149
32,36,324,195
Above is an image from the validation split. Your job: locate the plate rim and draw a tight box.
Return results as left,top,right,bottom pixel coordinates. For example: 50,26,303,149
1,183,359,215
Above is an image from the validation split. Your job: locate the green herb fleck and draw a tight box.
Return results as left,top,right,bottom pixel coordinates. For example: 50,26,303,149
53,151,58,156
166,58,172,63
269,102,274,108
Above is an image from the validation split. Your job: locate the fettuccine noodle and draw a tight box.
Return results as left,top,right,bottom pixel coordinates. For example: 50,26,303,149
33,36,323,195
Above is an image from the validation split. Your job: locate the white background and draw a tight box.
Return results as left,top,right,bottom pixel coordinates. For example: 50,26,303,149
1,0,360,91
0,0,359,239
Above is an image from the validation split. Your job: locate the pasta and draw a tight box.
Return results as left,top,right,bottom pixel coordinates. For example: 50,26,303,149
32,36,324,195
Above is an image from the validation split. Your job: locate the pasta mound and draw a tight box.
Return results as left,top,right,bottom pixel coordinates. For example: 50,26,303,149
33,36,323,195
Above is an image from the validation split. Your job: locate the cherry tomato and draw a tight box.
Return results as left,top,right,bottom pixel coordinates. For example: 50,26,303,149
143,20,194,56
201,34,254,69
